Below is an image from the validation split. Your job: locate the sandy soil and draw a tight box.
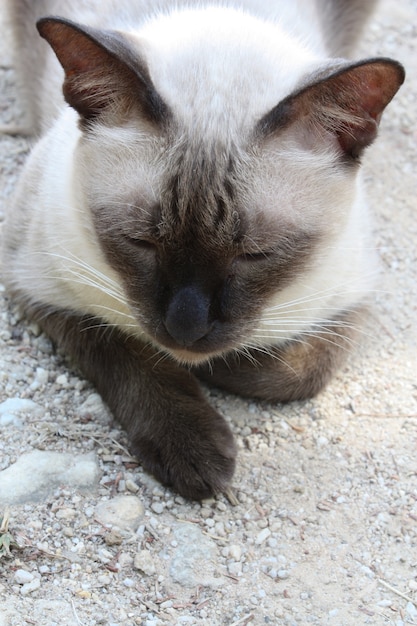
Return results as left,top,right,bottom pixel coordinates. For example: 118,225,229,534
0,1,416,625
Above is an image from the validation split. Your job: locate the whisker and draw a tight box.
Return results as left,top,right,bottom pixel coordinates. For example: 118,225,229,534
251,331,359,353
259,316,358,326
253,316,374,341
149,349,173,369
235,345,262,367
256,320,367,336
56,273,129,308
43,251,123,291
263,292,387,317
264,272,380,314
205,357,214,376
80,321,139,332
239,342,300,375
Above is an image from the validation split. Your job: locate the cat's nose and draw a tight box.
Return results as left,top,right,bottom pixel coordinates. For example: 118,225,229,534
164,285,212,347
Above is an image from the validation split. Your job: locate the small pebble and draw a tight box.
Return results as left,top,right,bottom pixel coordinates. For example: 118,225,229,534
14,569,34,585
255,528,271,545
105,530,123,546
160,600,173,609
151,501,164,514
21,578,41,595
97,574,112,586
97,548,114,564
228,562,242,576
406,603,417,619
55,507,76,520
134,550,156,576
126,479,139,493
95,495,145,531
229,545,242,561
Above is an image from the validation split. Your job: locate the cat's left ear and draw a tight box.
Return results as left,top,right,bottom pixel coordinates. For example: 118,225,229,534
258,59,405,159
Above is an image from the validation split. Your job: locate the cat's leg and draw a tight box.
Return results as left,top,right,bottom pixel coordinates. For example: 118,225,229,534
25,303,236,500
196,309,364,402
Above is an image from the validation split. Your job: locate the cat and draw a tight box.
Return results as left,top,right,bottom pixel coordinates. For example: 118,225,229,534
2,0,404,499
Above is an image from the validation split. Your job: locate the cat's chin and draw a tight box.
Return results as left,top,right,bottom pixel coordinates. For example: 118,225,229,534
169,350,215,367
163,345,223,367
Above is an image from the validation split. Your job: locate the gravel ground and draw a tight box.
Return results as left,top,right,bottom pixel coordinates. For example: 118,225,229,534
0,2,416,625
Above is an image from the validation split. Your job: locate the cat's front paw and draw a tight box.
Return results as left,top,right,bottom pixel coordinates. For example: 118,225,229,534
132,408,236,500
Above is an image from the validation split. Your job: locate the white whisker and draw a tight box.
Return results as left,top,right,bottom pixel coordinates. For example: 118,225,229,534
238,341,298,372
252,331,358,353
148,348,173,369
235,345,262,367
264,271,379,314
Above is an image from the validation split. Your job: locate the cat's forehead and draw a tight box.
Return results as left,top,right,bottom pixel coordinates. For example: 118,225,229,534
125,7,319,139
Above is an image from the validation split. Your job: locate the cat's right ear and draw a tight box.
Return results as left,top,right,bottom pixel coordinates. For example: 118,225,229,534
36,17,169,126
257,58,405,160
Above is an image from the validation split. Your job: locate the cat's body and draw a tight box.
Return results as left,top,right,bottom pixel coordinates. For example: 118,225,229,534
2,0,404,498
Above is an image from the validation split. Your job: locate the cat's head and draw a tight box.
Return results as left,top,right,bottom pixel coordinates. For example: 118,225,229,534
37,9,404,363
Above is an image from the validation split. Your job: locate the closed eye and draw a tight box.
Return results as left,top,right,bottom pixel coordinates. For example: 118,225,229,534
123,236,156,251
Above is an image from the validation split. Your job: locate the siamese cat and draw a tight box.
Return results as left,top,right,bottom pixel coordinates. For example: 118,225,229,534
2,0,404,499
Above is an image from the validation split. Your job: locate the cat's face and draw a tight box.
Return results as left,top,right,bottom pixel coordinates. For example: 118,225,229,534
77,121,351,364
36,13,404,363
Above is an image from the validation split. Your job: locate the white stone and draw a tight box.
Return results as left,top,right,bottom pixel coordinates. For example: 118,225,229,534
0,451,100,504
55,507,76,520
95,495,145,531
35,368,49,384
21,578,41,595
79,393,111,424
133,550,156,576
0,398,43,427
30,368,49,390
229,544,242,561
169,523,223,588
151,502,164,514
14,569,34,584
228,562,242,576
255,528,271,545
126,479,139,493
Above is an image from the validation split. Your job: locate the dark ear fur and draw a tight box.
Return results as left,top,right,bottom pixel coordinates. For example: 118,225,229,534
37,17,169,125
258,59,405,159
